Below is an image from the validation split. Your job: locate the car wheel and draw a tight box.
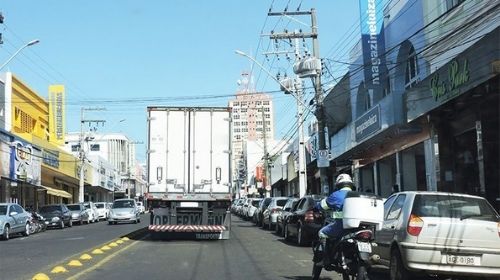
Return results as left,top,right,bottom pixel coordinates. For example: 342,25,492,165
108,221,113,225
284,224,290,241
68,219,73,227
1,225,10,240
22,223,30,236
390,249,410,280
138,218,141,223
297,225,306,246
59,220,64,229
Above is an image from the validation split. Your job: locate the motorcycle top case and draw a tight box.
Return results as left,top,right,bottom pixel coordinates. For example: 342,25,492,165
342,194,384,230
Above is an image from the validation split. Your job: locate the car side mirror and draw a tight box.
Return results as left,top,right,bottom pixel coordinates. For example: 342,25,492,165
10,211,18,216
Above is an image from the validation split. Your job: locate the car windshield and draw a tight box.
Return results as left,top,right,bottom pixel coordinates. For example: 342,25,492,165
95,204,104,209
251,200,261,207
0,205,7,215
113,200,134,208
39,205,61,213
67,205,81,211
413,194,500,221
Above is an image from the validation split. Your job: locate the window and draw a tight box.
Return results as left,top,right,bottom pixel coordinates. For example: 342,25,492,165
266,128,271,132
234,122,240,126
234,128,241,133
405,46,419,89
446,0,465,10
383,195,398,219
383,75,391,97
233,115,240,120
386,194,406,220
263,101,269,105
265,114,271,118
233,102,239,106
71,144,81,152
364,91,372,111
235,135,241,140
90,144,100,151
241,108,247,113
264,107,270,112
255,101,261,105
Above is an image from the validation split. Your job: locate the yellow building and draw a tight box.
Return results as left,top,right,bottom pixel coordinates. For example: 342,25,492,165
0,72,92,207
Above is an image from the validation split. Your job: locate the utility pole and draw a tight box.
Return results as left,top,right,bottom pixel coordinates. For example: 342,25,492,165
265,34,308,197
261,106,270,198
268,8,330,195
79,107,106,203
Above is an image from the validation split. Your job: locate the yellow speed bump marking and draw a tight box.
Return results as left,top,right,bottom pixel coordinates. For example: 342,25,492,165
101,245,112,251
32,273,50,280
68,260,83,267
92,249,104,255
116,240,124,244
80,254,92,261
109,242,118,247
51,266,67,274
121,237,130,241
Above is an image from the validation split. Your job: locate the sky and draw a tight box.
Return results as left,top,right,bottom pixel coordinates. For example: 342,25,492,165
0,0,361,163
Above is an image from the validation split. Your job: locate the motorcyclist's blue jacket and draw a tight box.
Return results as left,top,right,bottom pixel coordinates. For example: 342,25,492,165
315,186,352,216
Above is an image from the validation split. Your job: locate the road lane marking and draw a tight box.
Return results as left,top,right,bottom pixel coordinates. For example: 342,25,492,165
91,249,104,255
50,266,67,274
68,260,83,267
66,240,139,280
80,254,92,261
32,273,50,280
101,245,111,250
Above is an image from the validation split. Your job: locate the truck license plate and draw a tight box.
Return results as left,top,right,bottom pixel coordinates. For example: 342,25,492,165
446,255,480,266
357,242,372,253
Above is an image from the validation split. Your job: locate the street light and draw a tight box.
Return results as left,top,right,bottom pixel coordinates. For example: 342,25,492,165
0,39,40,71
234,50,313,114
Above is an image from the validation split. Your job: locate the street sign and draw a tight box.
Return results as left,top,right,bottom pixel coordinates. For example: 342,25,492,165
317,149,330,168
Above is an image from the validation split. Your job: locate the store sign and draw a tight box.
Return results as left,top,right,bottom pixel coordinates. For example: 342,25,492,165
49,85,65,145
42,148,60,168
355,105,381,142
359,0,387,99
430,59,470,103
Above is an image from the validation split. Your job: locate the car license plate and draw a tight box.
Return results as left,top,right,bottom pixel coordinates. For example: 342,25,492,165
357,242,372,253
446,255,480,266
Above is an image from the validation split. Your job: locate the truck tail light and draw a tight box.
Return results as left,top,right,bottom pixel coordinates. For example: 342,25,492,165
407,214,424,236
305,210,314,222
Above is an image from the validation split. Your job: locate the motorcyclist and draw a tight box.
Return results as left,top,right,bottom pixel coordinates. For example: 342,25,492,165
313,173,356,266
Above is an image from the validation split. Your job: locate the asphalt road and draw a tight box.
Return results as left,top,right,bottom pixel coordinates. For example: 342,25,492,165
0,215,148,280
69,216,388,280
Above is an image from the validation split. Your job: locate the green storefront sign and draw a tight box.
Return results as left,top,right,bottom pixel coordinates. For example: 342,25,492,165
430,59,470,102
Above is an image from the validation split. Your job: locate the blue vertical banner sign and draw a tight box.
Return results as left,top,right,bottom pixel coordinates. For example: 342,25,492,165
359,0,387,101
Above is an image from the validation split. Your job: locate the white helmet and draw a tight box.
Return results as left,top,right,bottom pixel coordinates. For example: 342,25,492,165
335,173,354,189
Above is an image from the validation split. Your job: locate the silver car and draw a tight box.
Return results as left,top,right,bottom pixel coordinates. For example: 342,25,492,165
108,199,140,224
0,203,31,240
67,203,90,225
374,191,500,280
262,197,289,230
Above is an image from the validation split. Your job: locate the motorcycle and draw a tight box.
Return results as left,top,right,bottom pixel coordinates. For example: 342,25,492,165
27,211,47,234
311,216,379,280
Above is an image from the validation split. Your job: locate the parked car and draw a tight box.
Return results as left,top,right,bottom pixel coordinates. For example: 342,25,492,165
67,203,90,225
262,197,289,230
235,199,245,216
283,195,324,246
83,201,99,223
136,202,145,214
94,202,110,220
254,197,273,227
246,198,262,220
38,204,73,229
0,203,31,240
373,191,500,280
275,198,299,236
231,198,242,214
108,199,140,224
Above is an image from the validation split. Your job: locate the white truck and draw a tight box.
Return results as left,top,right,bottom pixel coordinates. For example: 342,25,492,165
146,106,232,239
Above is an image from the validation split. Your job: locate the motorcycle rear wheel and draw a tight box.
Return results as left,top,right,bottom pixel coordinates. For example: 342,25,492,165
356,265,369,280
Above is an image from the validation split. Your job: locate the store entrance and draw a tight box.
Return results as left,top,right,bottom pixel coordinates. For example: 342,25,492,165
453,130,480,196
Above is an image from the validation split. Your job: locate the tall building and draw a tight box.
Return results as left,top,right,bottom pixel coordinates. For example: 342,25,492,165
229,72,275,192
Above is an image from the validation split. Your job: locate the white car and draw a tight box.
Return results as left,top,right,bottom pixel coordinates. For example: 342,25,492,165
136,202,145,214
94,202,110,220
83,201,98,223
108,199,140,224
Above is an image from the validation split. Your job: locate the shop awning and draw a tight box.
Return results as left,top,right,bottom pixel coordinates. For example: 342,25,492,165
40,186,73,199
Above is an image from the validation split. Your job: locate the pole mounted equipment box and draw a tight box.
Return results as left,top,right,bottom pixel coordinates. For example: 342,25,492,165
146,106,232,240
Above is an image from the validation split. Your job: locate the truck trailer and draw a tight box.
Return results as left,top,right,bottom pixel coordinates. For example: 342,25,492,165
146,106,232,239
